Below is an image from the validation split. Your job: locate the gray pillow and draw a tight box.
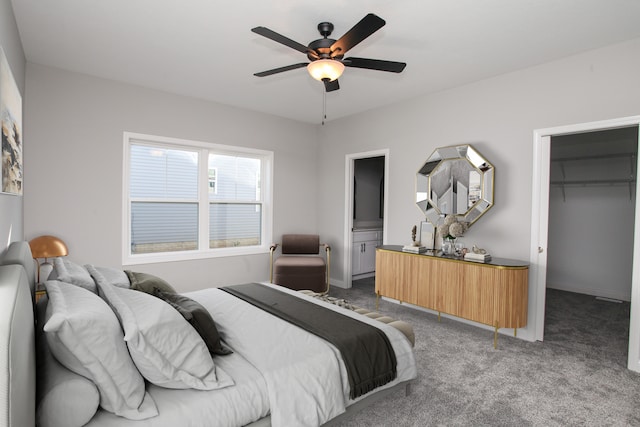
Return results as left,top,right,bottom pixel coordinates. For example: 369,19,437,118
43,280,158,420
36,295,99,427
154,290,232,356
53,258,96,293
125,270,176,294
90,265,130,288
95,280,233,390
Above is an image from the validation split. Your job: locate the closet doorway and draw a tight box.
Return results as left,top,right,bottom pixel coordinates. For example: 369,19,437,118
545,127,637,364
343,150,389,289
530,116,640,372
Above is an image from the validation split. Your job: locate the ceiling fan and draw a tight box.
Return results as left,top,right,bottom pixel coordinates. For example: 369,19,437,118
251,13,406,92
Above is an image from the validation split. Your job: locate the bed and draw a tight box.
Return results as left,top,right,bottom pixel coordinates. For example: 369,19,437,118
0,241,417,427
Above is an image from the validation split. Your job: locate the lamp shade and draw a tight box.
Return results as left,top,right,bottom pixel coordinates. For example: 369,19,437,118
307,59,345,82
29,235,69,259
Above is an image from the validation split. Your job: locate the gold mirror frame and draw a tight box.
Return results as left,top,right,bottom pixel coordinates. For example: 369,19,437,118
416,144,494,226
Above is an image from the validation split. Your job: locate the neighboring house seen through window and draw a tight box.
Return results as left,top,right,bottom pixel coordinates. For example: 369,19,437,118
123,132,273,264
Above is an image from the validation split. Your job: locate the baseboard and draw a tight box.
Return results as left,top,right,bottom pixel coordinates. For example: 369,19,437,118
546,283,630,302
352,272,375,280
330,278,347,289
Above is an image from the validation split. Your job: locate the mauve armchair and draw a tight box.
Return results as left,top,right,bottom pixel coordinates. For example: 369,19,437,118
269,234,331,294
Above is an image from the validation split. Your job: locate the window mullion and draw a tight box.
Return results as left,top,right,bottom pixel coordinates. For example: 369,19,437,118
198,148,210,251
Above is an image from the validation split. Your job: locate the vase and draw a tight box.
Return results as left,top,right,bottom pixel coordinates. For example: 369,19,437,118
442,238,455,255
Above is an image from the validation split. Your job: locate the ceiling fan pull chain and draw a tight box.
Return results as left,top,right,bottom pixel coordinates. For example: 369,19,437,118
322,90,327,125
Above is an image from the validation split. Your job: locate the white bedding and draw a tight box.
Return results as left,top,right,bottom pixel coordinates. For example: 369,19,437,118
85,351,270,427
86,283,417,427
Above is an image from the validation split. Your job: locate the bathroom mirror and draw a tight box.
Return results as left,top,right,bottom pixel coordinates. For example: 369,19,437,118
416,144,494,226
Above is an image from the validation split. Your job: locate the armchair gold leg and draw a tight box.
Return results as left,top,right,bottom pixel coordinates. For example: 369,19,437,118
323,246,331,295
269,248,274,283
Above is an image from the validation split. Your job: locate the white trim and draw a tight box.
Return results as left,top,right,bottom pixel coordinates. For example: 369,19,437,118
531,115,640,372
530,134,550,342
343,149,389,289
122,131,273,265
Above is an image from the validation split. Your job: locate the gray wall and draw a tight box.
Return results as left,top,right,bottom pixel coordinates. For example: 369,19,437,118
317,37,640,340
0,0,25,254
23,64,319,291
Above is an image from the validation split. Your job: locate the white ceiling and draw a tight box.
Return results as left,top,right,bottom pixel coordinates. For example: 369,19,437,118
10,0,640,124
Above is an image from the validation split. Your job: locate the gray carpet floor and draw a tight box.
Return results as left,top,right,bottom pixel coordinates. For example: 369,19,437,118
328,278,640,426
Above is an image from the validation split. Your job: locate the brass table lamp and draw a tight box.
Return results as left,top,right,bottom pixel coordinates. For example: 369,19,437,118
29,235,69,283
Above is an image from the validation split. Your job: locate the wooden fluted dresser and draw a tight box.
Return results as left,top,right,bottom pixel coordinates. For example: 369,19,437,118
375,245,529,347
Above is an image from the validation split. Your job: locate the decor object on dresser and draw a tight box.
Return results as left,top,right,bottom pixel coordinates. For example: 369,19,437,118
436,214,468,255
416,144,494,227
270,234,331,293
376,245,528,348
402,225,427,253
419,221,435,250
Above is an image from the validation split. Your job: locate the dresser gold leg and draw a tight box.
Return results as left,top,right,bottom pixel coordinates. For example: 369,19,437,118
494,321,499,349
438,311,441,322
375,291,380,310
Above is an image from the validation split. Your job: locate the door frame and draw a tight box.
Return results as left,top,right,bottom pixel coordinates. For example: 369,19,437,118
530,115,640,372
343,149,389,289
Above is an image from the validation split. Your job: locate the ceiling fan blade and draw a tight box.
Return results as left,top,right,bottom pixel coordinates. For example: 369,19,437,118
254,63,308,77
251,26,315,57
344,57,406,73
330,13,385,57
323,79,340,92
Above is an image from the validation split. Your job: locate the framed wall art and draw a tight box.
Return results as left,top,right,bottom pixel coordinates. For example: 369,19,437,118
1,47,23,195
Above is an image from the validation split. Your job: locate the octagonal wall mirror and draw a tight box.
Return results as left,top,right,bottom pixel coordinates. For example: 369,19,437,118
416,144,494,226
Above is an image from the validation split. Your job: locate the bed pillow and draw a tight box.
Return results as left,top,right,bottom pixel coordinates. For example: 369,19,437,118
96,280,232,390
154,290,232,356
92,265,130,288
36,325,100,427
125,270,176,294
53,258,96,293
36,295,99,427
43,280,158,420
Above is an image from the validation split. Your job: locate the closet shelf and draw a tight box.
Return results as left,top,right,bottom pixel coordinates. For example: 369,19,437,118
551,152,637,201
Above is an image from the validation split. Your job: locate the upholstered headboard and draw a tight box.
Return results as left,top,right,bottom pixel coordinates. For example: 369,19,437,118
0,241,36,427
1,241,36,301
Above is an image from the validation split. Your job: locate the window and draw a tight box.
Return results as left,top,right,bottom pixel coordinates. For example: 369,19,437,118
123,132,272,264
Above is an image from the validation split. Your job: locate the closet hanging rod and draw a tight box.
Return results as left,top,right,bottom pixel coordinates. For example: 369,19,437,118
551,152,636,162
550,178,635,186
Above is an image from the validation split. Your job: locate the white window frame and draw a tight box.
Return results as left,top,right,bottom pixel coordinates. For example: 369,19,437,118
122,132,273,265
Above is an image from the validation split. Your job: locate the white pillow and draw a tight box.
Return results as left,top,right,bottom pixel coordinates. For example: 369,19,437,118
86,264,130,288
43,280,158,420
52,258,96,293
96,280,233,390
36,296,100,427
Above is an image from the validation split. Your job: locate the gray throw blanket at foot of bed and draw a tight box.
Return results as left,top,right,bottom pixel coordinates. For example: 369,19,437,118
221,283,397,399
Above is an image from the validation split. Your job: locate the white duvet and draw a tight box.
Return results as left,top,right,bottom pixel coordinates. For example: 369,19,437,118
86,283,417,427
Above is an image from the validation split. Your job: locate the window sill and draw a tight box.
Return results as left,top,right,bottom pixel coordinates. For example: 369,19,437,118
123,245,270,266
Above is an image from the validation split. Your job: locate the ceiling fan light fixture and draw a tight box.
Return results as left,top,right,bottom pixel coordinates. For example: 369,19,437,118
307,59,344,82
